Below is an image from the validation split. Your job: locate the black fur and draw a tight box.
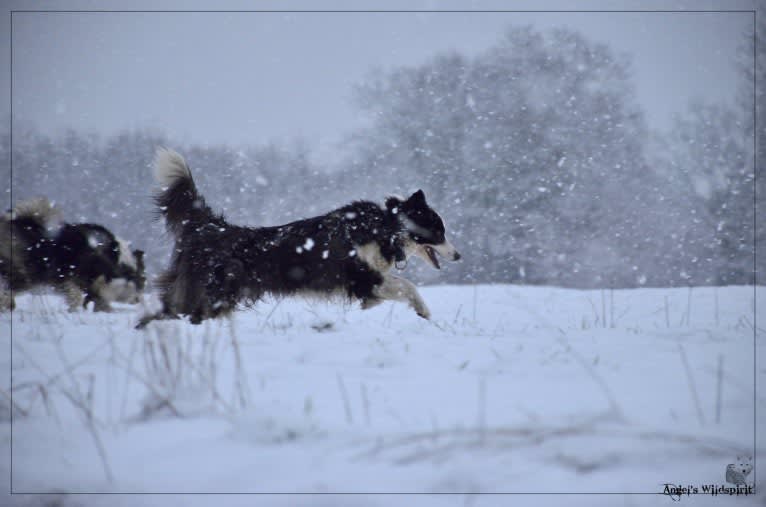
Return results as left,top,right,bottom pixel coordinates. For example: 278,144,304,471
154,189,403,322
142,153,416,326
139,149,459,328
389,191,446,245
0,204,145,311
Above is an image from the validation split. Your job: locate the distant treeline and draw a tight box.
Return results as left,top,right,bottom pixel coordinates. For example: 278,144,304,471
3,24,763,288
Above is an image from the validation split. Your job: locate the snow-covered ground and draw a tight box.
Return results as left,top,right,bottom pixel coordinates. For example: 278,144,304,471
1,285,763,506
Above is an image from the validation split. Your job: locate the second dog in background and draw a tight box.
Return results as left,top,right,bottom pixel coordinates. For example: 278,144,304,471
0,198,146,312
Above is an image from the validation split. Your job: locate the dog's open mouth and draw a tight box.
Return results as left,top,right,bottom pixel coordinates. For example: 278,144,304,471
424,245,440,270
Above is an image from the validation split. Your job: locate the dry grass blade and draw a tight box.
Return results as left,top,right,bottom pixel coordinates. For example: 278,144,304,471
678,344,705,426
0,386,28,417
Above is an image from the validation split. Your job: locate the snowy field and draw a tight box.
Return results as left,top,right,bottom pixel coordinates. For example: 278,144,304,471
1,284,763,506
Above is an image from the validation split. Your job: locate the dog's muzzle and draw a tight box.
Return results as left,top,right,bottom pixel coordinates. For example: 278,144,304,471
417,239,461,270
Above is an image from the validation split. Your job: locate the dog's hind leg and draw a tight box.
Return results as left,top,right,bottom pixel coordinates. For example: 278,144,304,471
0,278,13,311
372,274,431,319
0,290,13,311
55,281,83,312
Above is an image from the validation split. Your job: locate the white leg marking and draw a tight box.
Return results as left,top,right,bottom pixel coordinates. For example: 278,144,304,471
373,274,430,319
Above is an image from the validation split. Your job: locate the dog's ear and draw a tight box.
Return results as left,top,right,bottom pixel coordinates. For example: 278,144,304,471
133,249,145,262
407,189,427,205
385,196,403,213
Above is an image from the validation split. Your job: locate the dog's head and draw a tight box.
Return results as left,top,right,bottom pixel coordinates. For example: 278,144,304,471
387,190,461,269
110,239,146,304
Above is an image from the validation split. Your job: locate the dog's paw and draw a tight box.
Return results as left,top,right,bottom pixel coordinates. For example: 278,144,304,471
135,315,157,329
415,305,431,320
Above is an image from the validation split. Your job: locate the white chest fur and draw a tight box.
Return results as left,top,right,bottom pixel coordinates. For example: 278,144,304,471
354,242,395,273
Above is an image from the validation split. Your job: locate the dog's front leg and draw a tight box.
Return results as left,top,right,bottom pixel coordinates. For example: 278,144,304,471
373,274,431,319
87,276,113,312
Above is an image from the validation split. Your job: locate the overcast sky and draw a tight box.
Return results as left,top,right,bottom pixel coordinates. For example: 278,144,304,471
2,0,758,161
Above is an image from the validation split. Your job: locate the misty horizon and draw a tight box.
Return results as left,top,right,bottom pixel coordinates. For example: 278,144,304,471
6,9,753,158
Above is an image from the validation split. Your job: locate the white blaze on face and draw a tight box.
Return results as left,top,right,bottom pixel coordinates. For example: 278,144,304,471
115,236,137,269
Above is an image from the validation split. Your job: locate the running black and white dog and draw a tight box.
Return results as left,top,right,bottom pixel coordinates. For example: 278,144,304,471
137,148,460,328
0,198,146,312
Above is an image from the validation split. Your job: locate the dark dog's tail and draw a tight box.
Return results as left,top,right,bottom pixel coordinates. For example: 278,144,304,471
6,197,60,227
153,148,215,237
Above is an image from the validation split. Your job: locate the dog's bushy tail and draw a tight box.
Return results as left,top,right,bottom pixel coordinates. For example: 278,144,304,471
6,197,60,226
1,198,59,285
154,148,215,237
